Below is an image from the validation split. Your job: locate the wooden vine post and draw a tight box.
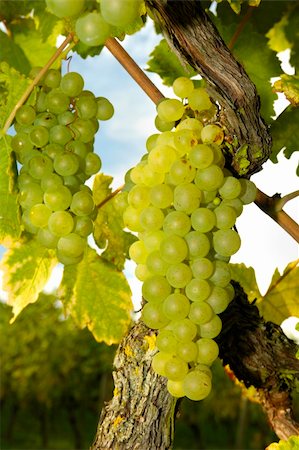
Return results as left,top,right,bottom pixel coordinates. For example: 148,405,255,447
92,1,299,448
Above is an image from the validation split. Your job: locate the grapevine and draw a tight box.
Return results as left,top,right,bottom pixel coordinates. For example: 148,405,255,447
124,77,257,401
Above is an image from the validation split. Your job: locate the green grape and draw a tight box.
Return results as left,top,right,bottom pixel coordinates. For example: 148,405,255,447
196,338,219,365
48,211,74,236
60,72,84,97
11,132,33,156
73,216,93,237
209,260,231,287
36,91,47,112
189,144,214,169
66,140,88,159
58,111,75,126
185,278,211,302
63,175,81,193
222,198,243,217
21,209,38,234
201,189,217,205
176,341,198,362
46,0,85,18
29,125,49,147
173,318,197,342
46,90,70,114
44,186,72,211
44,143,64,160
162,293,190,321
142,164,165,187
141,302,169,329
142,274,172,303
135,264,151,281
185,231,210,258
28,154,53,180
96,97,114,120
16,105,36,125
173,77,194,98
195,165,224,191
139,206,164,231
206,286,229,314
54,152,80,176
219,176,241,200
129,240,148,264
183,370,212,401
160,235,188,264
142,230,164,252
146,251,169,276
156,131,175,147
189,301,214,325
194,364,212,378
213,229,241,257
166,263,192,288
156,330,177,354
191,207,216,233
163,211,191,237
57,233,86,258
85,153,102,176
150,184,173,209
19,183,43,209
123,206,143,231
164,356,189,381
146,133,159,152
239,178,257,204
201,124,224,145
34,112,58,129
152,352,172,377
199,315,222,339
44,69,61,88
75,12,111,47
29,203,52,228
157,98,185,122
128,185,150,209
56,250,83,265
155,115,175,132
101,0,142,27
187,88,212,112
167,379,185,398
37,227,59,249
129,163,145,184
70,190,94,216
191,258,214,279
225,283,235,302
214,204,237,230
70,118,96,143
173,130,197,156
17,172,35,188
49,124,73,145
148,145,177,173
173,183,201,214
76,95,98,119
169,159,196,185
176,117,203,137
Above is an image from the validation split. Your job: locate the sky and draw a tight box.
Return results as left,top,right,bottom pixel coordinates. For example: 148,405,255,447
0,19,298,312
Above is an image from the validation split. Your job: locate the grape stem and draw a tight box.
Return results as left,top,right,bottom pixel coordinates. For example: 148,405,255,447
255,189,299,243
2,33,74,134
105,37,164,104
96,184,125,209
228,6,255,50
275,189,299,211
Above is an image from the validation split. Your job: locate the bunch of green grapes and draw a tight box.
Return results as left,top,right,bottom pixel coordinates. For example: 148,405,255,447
124,77,257,401
46,0,145,47
12,68,114,265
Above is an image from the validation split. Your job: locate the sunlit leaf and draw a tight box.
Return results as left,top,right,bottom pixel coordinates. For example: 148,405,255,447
229,263,261,302
92,172,113,206
274,75,299,106
58,247,132,344
266,435,299,450
266,15,290,53
0,238,57,321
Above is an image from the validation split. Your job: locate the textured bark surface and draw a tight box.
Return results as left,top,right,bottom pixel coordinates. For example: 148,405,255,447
147,0,272,176
91,321,175,450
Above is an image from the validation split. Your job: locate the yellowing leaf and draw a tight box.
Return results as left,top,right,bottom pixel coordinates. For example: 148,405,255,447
266,435,299,450
0,135,21,245
229,263,261,302
92,173,113,206
1,238,57,321
258,260,299,324
267,16,290,53
274,74,299,106
58,247,132,344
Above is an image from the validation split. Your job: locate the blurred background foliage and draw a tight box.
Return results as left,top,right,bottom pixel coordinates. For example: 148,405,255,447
0,293,286,450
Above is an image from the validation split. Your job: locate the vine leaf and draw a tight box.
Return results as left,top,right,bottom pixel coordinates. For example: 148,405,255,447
0,30,31,75
0,135,21,245
274,74,299,106
147,39,196,86
266,435,299,450
57,247,133,344
230,263,261,302
0,238,57,322
270,106,299,164
257,260,299,324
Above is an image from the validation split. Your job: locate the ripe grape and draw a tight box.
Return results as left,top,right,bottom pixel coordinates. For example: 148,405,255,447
101,0,142,27
183,370,212,401
46,0,85,18
75,12,111,47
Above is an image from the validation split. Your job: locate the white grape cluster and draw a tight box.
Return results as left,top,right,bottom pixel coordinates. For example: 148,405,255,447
46,0,145,47
124,77,257,401
12,69,114,265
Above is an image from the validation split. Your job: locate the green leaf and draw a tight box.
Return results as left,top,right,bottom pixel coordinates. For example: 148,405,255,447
285,4,299,72
266,15,290,53
270,106,299,163
58,247,133,344
0,135,21,245
0,30,31,75
229,263,261,303
92,172,113,206
147,39,196,87
266,435,299,450
0,238,57,321
257,260,299,324
274,75,299,106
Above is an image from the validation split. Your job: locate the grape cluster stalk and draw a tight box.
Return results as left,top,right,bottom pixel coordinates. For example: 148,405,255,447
124,77,257,401
12,68,114,265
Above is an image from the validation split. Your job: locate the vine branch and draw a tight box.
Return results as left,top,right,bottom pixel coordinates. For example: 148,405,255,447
2,33,74,134
96,184,125,209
